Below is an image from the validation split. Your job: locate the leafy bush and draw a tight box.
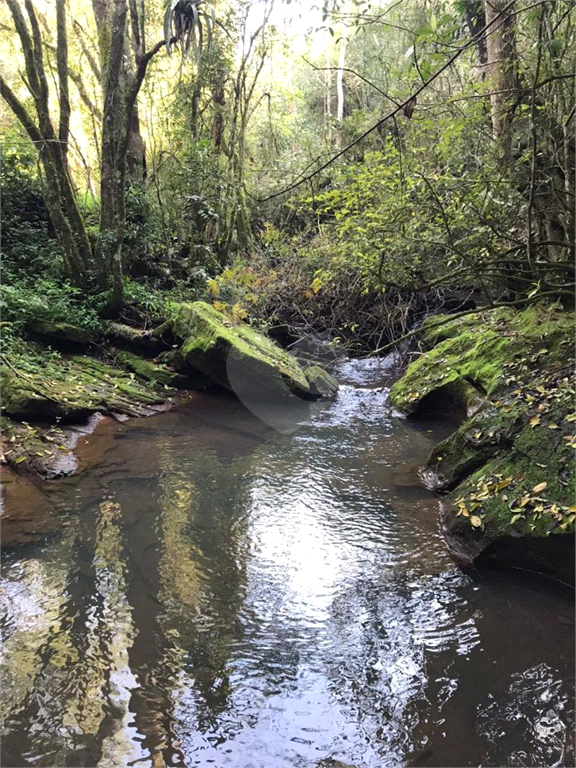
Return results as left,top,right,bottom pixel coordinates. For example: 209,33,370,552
0,280,102,337
0,134,65,278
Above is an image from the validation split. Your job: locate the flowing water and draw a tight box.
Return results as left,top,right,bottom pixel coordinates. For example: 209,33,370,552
1,358,574,768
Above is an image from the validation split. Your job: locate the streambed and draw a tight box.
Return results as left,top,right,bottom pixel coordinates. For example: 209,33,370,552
1,357,573,767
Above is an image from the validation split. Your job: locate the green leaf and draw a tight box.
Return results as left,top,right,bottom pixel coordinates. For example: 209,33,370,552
164,1,174,54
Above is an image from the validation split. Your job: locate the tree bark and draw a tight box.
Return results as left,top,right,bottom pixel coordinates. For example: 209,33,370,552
484,0,517,160
336,0,351,123
462,0,487,70
2,0,92,288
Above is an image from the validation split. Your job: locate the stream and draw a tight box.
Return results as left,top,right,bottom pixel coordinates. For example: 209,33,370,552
1,357,574,768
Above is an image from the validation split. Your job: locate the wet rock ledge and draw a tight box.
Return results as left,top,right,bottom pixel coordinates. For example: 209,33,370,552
389,305,575,586
1,301,338,483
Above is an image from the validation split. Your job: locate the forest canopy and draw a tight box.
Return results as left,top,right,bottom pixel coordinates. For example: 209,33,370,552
1,0,574,350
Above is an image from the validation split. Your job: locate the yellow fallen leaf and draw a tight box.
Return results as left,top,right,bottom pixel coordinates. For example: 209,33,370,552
565,413,576,422
529,416,541,427
532,481,548,493
470,515,482,528
548,423,559,430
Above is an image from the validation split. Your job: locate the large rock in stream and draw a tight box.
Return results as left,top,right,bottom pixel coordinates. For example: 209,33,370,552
171,301,336,399
389,306,575,585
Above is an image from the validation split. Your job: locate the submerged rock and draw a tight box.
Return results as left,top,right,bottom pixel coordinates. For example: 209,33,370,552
171,301,313,397
0,467,59,546
390,305,575,584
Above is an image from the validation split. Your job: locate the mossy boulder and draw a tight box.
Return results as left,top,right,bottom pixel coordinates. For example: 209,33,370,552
114,350,208,390
305,365,339,399
391,305,575,583
27,320,97,347
1,355,166,423
389,309,519,416
171,301,311,397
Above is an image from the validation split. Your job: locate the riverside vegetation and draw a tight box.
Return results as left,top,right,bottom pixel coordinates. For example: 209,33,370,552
1,0,574,580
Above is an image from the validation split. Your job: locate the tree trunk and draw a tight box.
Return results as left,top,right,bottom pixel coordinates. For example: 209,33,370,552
462,0,487,70
127,103,147,181
212,68,226,152
97,0,129,307
336,0,351,123
484,0,517,160
2,0,92,288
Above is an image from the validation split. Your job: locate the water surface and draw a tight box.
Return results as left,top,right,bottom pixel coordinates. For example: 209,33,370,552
1,358,574,767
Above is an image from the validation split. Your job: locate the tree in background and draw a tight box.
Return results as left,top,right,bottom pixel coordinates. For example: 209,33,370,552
0,0,214,313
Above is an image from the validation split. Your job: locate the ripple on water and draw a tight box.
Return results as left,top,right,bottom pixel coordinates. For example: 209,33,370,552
0,357,573,768
477,662,575,767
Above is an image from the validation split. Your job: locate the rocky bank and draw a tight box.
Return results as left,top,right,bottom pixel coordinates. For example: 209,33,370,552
389,304,575,585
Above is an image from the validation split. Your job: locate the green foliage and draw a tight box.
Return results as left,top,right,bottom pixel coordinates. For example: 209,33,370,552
0,280,102,348
122,278,169,317
0,134,64,278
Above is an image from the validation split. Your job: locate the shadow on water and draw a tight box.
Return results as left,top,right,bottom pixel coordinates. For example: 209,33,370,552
1,357,574,768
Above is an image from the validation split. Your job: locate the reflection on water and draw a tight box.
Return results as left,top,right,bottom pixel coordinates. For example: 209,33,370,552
1,358,574,768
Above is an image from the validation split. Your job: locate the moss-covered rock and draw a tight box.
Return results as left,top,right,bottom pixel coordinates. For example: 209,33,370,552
27,320,98,346
1,416,71,477
113,350,208,390
391,305,575,583
389,310,518,416
1,355,167,423
305,365,339,399
171,301,311,397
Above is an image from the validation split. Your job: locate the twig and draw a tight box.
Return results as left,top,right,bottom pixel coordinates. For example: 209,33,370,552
249,0,536,203
368,294,566,357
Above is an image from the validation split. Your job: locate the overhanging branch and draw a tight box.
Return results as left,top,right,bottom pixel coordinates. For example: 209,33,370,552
0,75,43,146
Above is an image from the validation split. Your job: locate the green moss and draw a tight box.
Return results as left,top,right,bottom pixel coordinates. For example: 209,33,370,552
1,354,166,422
172,301,311,394
305,365,339,399
114,351,183,388
389,323,511,414
391,305,575,546
26,319,97,345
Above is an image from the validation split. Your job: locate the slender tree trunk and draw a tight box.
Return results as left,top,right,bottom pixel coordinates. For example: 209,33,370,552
336,0,351,123
462,0,487,71
97,0,128,309
2,0,92,288
212,69,226,152
324,46,332,133
484,0,517,160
